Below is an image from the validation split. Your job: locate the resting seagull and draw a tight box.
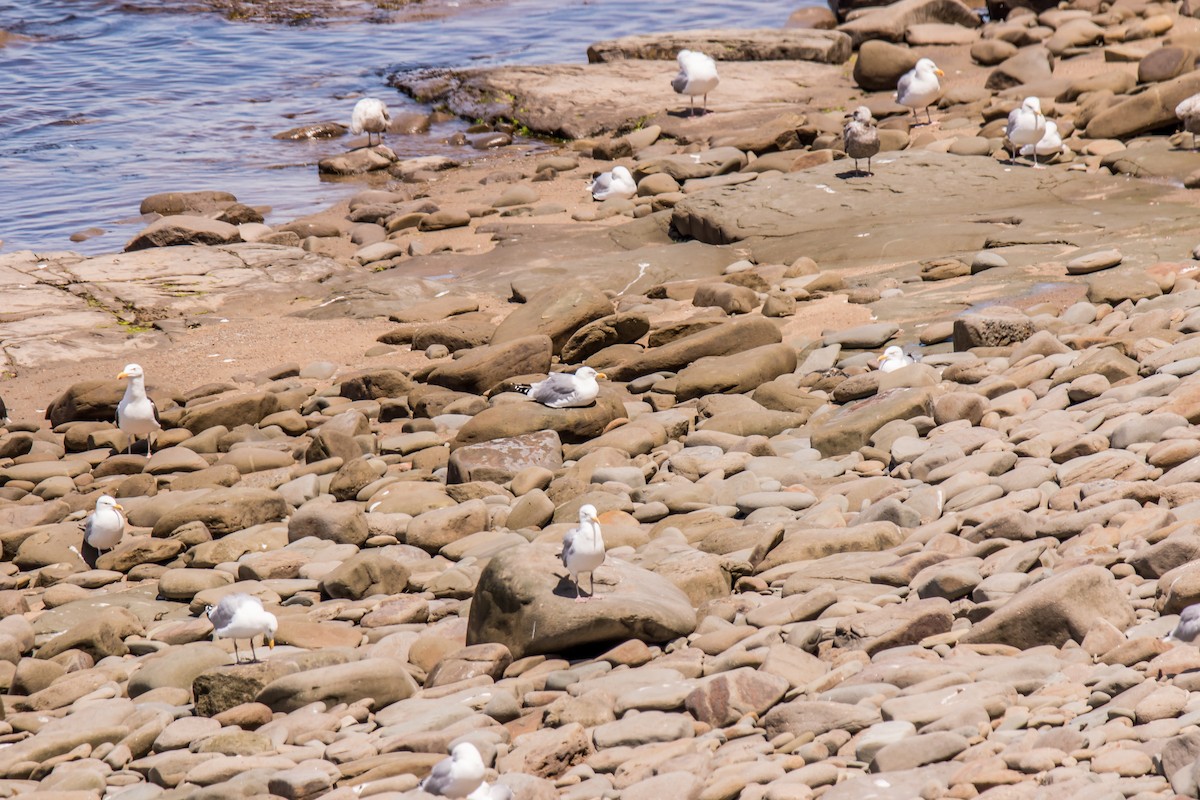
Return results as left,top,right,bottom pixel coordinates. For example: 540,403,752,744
877,346,916,373
843,106,880,176
1006,97,1048,167
1166,604,1200,645
515,366,606,408
351,97,391,148
672,49,719,117
116,363,161,455
206,593,277,663
84,494,125,552
1020,119,1063,160
420,742,486,798
562,504,606,602
588,166,637,201
895,58,944,126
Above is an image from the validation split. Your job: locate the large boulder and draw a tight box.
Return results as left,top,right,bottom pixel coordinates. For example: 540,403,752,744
675,343,797,401
467,544,697,658
426,335,554,395
447,430,563,484
1086,70,1200,140
561,313,651,363
959,566,1136,648
151,488,288,538
606,316,783,381
180,391,282,434
853,40,919,91
810,388,935,457
453,390,626,449
838,0,979,45
586,28,851,65
756,522,906,573
985,46,1054,91
256,658,419,712
46,380,173,427
125,215,242,251
491,286,613,355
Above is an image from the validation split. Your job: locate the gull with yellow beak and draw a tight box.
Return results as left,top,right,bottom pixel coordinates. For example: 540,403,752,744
116,363,161,454
877,345,916,373
515,366,607,408
206,593,277,663
896,58,945,126
84,494,125,552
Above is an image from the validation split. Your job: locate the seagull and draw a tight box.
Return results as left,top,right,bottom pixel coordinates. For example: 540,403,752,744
1177,92,1200,150
843,106,880,176
351,97,391,148
895,58,944,126
467,783,513,800
84,494,125,552
419,742,486,798
672,49,719,117
1020,119,1063,159
561,504,606,602
205,593,277,663
588,166,637,201
1166,604,1200,645
1006,97,1048,167
116,363,161,455
877,345,916,373
514,366,606,408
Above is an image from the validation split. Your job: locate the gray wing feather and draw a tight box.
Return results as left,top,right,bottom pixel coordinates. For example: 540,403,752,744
530,374,580,405
83,517,95,539
561,529,577,567
896,71,913,98
208,593,260,628
421,758,455,793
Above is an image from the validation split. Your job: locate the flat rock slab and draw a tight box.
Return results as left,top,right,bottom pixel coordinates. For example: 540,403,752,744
394,60,845,139
586,29,852,65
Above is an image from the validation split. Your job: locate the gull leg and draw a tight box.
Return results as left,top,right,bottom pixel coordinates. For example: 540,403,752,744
573,575,587,603
233,639,241,664
690,95,696,117
925,106,933,126
250,637,259,663
703,93,708,114
867,155,873,176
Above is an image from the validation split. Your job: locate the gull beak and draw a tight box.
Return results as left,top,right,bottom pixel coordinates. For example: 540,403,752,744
117,371,128,379
935,69,945,77
595,373,608,380
875,355,884,364
268,637,275,650
114,503,124,512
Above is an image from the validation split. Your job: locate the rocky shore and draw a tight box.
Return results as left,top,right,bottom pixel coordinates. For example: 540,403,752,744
8,2,1200,800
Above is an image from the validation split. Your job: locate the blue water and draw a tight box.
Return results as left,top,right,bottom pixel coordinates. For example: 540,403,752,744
0,0,791,255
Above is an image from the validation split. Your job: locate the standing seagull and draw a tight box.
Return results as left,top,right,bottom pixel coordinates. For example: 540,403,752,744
420,742,486,798
1166,604,1200,645
1177,92,1200,150
351,97,391,148
116,363,161,455
895,58,944,126
1020,119,1063,160
672,49,719,117
206,593,278,663
515,366,606,408
843,106,880,176
1006,97,1048,167
588,166,637,201
561,504,606,602
84,494,125,552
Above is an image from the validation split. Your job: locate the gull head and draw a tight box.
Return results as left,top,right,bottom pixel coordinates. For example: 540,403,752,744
575,366,607,382
878,345,905,364
579,503,600,524
1022,97,1042,114
117,363,145,381
266,614,278,649
850,106,873,124
915,58,944,78
96,494,123,513
612,166,633,182
451,742,482,764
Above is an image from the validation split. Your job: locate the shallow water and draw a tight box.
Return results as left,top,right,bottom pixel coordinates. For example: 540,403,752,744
0,0,792,255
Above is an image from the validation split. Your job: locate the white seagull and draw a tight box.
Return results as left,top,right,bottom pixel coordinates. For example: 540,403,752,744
1177,92,1200,150
672,49,719,117
895,58,944,126
84,494,125,552
561,503,606,602
1166,604,1200,645
205,593,278,663
515,366,606,408
467,783,513,800
843,106,881,176
1006,97,1048,167
420,742,486,798
351,97,391,148
1020,119,1063,159
116,363,161,455
588,166,637,201
877,345,916,373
